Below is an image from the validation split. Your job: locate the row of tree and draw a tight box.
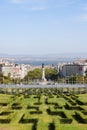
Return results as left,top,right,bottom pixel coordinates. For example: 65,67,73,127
24,68,58,81
0,68,87,84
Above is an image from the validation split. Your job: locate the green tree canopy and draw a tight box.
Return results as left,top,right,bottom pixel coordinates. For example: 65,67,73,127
45,68,58,80
24,68,58,81
24,68,42,80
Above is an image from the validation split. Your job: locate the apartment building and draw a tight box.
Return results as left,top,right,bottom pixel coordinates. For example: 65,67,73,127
0,61,32,79
0,63,14,77
61,63,87,77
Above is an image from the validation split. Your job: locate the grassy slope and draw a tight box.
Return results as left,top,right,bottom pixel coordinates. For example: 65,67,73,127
0,91,87,130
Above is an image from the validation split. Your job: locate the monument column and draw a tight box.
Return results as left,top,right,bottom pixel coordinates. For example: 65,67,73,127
42,63,46,82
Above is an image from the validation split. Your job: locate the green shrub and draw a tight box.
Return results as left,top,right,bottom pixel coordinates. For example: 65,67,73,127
60,118,72,124
75,111,87,124
0,119,11,123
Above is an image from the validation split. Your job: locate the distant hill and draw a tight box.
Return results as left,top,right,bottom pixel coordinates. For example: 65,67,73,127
0,53,87,64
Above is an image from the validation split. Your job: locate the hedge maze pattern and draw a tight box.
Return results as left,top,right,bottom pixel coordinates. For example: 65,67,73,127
0,87,87,130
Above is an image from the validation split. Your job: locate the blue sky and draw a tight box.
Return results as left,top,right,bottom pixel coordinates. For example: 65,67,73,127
0,0,87,55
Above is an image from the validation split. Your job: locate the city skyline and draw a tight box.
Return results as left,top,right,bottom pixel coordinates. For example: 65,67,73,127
0,0,87,55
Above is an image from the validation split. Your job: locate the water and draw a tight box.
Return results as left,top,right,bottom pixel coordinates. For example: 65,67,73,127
14,60,57,66
13,59,75,66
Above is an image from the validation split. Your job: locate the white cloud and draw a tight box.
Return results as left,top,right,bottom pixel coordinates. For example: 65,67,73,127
23,6,47,11
8,0,81,12
9,0,26,4
77,2,87,22
79,14,87,22
9,0,47,4
9,0,48,11
55,0,80,7
9,0,79,5
82,3,87,11
30,7,46,11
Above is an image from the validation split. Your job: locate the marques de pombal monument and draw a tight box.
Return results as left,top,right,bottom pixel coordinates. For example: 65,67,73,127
41,63,47,82
37,63,52,85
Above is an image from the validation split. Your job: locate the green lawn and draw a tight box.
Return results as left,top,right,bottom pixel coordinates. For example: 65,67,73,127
0,88,87,130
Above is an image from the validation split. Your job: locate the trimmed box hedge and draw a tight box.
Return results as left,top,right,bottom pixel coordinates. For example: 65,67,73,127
75,111,87,124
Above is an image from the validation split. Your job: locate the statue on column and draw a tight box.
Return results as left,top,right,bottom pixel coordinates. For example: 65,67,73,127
41,63,47,82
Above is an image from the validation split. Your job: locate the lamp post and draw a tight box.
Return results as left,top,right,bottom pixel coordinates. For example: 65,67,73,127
83,75,84,84
76,73,78,84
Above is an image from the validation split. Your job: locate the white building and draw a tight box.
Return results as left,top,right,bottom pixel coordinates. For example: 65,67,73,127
0,63,14,77
61,63,87,77
12,64,32,79
0,61,33,79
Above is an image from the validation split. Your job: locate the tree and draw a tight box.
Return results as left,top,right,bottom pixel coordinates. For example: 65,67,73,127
68,76,76,84
85,69,87,76
45,68,58,81
0,72,4,84
24,68,42,81
24,68,58,82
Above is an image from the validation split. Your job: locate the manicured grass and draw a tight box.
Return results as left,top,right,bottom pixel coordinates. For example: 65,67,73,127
0,88,87,130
